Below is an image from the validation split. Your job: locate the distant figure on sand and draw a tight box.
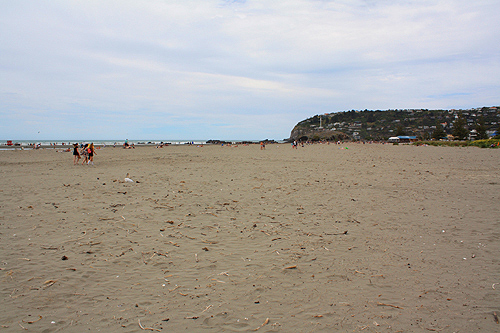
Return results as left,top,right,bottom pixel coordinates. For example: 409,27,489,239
260,141,265,150
80,144,89,165
87,143,96,166
123,139,134,149
73,143,81,165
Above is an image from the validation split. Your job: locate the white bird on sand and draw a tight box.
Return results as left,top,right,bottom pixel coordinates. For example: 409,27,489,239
124,173,134,183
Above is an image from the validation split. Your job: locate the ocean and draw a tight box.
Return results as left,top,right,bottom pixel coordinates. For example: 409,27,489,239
0,139,209,145
0,139,269,150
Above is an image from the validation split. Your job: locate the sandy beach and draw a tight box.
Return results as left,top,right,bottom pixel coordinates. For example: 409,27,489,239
0,143,499,332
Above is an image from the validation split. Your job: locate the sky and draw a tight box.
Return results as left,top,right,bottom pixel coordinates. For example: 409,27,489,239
1,0,499,141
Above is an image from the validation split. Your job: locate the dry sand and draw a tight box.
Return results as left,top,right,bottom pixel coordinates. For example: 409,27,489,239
0,143,499,332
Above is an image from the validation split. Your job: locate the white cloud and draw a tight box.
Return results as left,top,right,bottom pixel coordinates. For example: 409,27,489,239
1,0,499,140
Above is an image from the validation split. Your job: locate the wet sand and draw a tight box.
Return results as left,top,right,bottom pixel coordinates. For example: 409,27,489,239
0,143,499,332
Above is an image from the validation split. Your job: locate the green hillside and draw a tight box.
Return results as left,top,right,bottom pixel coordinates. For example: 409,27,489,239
290,106,500,141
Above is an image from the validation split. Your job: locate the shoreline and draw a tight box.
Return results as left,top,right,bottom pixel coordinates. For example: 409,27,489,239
0,141,267,150
0,140,399,151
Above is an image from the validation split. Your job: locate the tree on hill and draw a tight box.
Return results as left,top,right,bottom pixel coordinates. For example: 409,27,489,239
366,112,376,123
452,113,468,140
395,125,406,136
420,131,431,141
475,116,488,140
432,123,446,140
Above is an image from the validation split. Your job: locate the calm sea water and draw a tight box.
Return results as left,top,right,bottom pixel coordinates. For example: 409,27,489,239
1,139,207,146
0,139,271,149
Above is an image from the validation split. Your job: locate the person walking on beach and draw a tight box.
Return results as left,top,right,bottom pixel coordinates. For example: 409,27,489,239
87,143,96,165
80,144,89,165
72,143,81,165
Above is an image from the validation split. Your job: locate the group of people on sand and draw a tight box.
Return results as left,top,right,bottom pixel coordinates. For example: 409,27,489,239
73,143,96,166
123,139,135,149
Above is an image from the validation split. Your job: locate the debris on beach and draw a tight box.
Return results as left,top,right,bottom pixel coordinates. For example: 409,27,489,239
253,318,269,331
283,265,297,270
124,173,134,183
138,319,161,331
22,315,42,324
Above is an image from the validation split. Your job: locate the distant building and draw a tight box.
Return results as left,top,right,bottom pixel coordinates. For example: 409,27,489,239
388,136,418,143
